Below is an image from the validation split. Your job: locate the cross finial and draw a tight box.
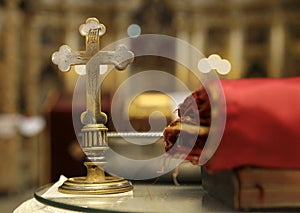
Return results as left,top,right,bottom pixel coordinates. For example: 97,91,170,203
51,18,134,125
79,18,106,55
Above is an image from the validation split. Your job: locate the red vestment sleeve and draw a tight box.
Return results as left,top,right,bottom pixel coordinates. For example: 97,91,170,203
205,77,300,172
164,77,300,173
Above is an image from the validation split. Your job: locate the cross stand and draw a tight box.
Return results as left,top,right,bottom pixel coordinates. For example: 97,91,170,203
52,18,134,194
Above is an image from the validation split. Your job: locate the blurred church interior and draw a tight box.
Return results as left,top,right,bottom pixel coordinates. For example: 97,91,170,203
0,0,300,210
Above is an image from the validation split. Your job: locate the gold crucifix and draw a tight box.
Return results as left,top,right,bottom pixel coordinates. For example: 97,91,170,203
52,17,134,125
52,17,134,195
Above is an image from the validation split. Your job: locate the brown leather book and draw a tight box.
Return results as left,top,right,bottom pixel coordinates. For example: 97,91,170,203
202,167,300,210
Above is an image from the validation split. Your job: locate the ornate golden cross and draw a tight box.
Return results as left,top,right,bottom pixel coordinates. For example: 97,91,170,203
52,18,134,125
51,18,134,194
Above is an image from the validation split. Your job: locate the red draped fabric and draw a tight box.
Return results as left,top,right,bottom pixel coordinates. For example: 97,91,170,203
164,77,300,173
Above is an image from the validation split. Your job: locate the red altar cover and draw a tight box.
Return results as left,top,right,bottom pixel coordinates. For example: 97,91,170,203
164,77,300,173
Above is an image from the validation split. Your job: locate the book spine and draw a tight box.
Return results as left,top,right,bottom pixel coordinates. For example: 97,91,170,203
202,167,240,209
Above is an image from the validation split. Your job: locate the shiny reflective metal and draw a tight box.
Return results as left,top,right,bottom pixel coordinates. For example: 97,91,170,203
52,18,134,194
107,132,163,138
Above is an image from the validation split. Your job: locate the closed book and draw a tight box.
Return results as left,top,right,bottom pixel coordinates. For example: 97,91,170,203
202,167,300,210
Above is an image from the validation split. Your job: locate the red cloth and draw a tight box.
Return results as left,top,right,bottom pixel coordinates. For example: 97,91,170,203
164,77,300,173
205,77,300,173
164,85,210,163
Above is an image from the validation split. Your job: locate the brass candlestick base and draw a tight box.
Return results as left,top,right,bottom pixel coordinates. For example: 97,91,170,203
58,124,133,195
58,162,133,195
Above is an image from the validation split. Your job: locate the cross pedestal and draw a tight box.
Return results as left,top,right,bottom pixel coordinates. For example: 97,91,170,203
52,18,134,194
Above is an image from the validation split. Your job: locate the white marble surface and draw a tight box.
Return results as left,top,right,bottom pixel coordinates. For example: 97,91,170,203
14,198,81,213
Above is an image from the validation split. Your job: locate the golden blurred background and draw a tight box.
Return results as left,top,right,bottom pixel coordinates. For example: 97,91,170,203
0,0,300,196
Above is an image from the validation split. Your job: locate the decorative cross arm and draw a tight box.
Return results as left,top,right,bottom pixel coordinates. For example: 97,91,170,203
89,44,134,70
51,45,86,72
52,44,134,72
